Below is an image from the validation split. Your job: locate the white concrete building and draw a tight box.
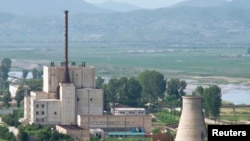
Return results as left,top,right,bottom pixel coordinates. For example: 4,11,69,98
9,83,20,98
113,108,146,116
20,11,151,140
21,64,103,125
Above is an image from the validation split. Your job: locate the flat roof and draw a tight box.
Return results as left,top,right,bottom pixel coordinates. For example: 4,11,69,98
57,125,83,130
108,132,145,136
35,99,60,102
115,108,145,111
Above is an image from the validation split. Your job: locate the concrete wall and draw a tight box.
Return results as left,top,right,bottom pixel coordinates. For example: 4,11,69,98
46,100,61,124
33,100,48,123
43,66,96,93
70,66,96,89
30,91,49,99
60,83,76,125
24,97,31,120
56,125,90,141
76,88,103,116
77,115,152,134
175,96,207,141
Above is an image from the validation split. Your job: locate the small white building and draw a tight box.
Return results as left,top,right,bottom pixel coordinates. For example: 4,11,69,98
111,104,146,116
9,83,20,98
113,107,146,116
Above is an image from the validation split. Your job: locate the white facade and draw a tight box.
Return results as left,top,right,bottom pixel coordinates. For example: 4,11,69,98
21,64,103,125
113,108,146,116
9,83,20,98
20,63,151,140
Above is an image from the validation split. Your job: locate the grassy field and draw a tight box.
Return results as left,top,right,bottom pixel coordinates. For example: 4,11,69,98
220,106,250,122
1,42,250,81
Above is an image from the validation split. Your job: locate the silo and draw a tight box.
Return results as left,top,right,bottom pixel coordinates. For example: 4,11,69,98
175,96,207,141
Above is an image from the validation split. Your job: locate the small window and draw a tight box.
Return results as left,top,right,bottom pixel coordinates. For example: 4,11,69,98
41,104,44,108
41,119,44,122
36,105,39,108
36,111,39,115
42,111,44,115
90,98,93,101
54,112,57,115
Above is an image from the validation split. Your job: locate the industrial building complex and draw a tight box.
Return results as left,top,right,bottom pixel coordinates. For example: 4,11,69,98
20,11,152,141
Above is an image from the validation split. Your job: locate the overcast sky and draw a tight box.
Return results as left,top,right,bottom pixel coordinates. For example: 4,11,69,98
85,0,186,9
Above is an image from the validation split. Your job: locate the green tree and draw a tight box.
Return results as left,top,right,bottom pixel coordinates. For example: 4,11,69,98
2,110,22,127
0,125,16,141
32,68,43,79
96,76,105,89
37,69,43,78
124,77,142,107
17,127,28,141
103,77,143,111
138,70,166,104
118,77,142,107
0,80,9,95
192,86,204,96
37,130,51,141
166,78,187,99
3,91,12,108
15,85,28,108
32,68,38,79
0,58,12,80
103,78,121,111
22,69,29,79
23,78,42,91
203,85,222,118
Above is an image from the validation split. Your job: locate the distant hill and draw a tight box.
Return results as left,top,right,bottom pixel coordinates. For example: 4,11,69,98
173,0,228,7
95,1,143,12
225,0,250,10
1,0,250,46
0,0,109,16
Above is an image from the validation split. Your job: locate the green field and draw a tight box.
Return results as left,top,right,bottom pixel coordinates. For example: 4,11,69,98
220,106,250,122
1,42,250,80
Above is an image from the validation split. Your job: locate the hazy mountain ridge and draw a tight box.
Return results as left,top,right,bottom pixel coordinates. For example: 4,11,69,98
0,0,110,16
94,1,143,12
173,0,229,7
1,0,250,46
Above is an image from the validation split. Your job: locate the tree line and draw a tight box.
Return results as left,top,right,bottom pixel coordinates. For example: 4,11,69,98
98,69,221,119
0,58,43,108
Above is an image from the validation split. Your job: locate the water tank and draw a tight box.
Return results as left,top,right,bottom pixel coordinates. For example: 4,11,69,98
175,96,207,141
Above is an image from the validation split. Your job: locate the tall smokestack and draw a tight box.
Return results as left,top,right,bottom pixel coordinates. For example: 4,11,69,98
63,10,70,83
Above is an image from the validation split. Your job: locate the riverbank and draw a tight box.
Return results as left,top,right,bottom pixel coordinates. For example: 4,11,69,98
184,76,250,105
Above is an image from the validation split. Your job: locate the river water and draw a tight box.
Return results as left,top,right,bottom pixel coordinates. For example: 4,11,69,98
185,80,250,105
220,84,250,105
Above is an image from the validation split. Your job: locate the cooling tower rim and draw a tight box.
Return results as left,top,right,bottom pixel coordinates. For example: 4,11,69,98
182,96,202,99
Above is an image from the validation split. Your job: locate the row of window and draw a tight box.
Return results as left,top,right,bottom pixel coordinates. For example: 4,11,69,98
36,111,45,115
36,104,45,108
36,118,44,122
36,111,57,115
117,111,145,114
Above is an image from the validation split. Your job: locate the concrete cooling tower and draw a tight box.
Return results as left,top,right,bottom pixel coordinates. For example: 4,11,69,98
175,96,207,141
